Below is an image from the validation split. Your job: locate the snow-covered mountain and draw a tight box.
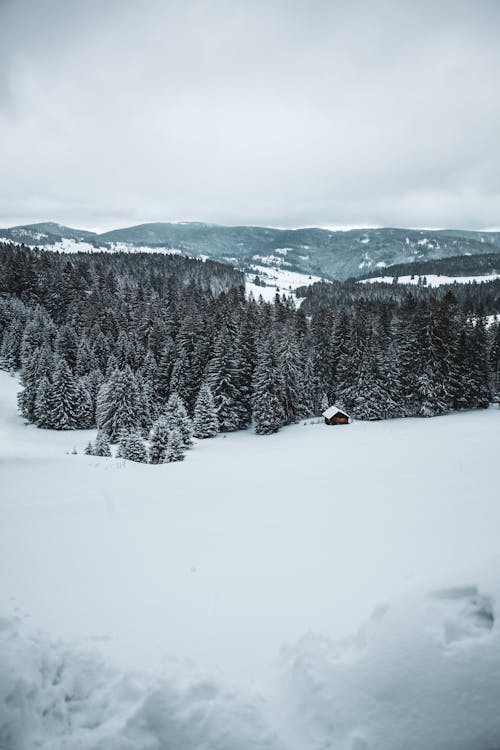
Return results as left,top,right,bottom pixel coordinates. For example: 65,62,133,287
2,221,500,281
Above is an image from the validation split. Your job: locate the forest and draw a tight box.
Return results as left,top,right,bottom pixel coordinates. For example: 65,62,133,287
0,242,499,461
356,250,500,281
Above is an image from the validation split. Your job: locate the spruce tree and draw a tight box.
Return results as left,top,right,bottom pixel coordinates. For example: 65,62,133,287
149,417,170,463
34,376,57,429
18,344,53,422
93,430,112,457
163,392,193,449
76,379,94,429
49,357,79,429
193,383,219,438
278,335,306,424
96,366,143,442
252,337,285,434
0,319,24,370
208,326,243,432
164,426,185,462
118,430,147,462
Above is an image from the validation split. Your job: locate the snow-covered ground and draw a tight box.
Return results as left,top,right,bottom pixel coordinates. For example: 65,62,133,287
28,238,184,256
246,265,323,302
1,369,500,748
360,272,500,286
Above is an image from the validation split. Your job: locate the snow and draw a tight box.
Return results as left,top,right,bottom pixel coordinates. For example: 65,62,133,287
360,273,500,287
246,265,322,303
1,369,500,748
22,237,183,256
322,404,350,419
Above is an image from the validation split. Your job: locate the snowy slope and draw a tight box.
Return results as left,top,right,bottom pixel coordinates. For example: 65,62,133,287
245,265,323,302
360,272,500,286
1,370,500,748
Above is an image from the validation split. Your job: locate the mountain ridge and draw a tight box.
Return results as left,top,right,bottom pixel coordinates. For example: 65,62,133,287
2,221,500,281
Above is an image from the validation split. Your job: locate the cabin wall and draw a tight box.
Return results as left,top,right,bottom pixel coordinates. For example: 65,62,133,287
324,414,349,425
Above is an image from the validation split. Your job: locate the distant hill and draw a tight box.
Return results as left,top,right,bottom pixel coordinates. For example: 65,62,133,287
356,251,500,281
2,221,500,280
0,222,98,243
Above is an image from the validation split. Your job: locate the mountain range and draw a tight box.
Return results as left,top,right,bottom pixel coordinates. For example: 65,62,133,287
2,221,500,281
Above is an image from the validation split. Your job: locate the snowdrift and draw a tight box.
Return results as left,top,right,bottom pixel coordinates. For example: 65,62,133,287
2,559,499,750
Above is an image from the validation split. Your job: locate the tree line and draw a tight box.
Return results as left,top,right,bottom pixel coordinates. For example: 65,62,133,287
0,243,498,458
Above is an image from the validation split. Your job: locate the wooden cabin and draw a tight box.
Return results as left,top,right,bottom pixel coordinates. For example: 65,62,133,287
322,405,351,426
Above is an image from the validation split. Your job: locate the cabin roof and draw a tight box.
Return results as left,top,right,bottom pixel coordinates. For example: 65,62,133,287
322,404,350,419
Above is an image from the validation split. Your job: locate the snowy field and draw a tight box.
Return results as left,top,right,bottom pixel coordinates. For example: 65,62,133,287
1,369,500,748
360,272,500,286
246,265,323,302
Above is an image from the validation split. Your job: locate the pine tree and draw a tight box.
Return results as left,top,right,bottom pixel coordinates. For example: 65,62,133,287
193,383,219,438
0,319,24,370
148,417,170,463
93,430,112,457
416,365,447,417
163,392,193,449
252,337,285,435
96,366,143,442
155,338,175,401
75,338,97,377
55,324,79,369
278,335,306,424
164,427,185,462
168,346,193,411
76,379,94,428
49,357,79,429
208,326,244,431
119,431,148,462
84,441,94,456
18,344,53,422
34,376,57,428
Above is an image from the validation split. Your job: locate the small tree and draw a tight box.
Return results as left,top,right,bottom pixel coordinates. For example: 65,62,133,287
149,417,170,464
119,431,148,463
93,430,112,457
193,383,219,439
163,392,193,449
164,427,185,462
84,441,94,456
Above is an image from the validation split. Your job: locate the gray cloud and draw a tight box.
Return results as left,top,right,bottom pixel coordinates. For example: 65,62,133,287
1,0,499,230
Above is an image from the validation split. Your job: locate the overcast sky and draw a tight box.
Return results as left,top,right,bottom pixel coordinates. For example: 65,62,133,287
1,0,499,231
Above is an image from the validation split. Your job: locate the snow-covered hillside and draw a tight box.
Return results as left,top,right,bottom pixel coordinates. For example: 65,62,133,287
1,370,500,749
246,264,323,302
360,272,500,286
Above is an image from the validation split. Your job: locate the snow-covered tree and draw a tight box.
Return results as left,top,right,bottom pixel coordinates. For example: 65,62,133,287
278,335,306,424
164,427,185,462
163,392,193,449
207,326,243,432
93,430,112,457
96,366,143,442
118,431,148,463
34,376,57,429
193,383,219,439
49,357,79,429
252,337,285,435
76,379,94,429
148,417,170,464
0,319,24,370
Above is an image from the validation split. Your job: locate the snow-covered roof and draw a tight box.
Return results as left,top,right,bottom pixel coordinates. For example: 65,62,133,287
322,404,350,419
